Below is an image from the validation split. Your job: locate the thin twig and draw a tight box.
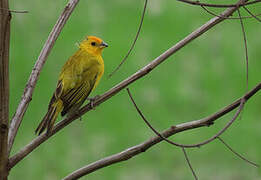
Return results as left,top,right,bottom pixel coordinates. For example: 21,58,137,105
200,5,261,19
244,0,261,5
202,6,251,93
177,0,260,8
182,148,198,180
8,0,250,169
0,7,28,13
127,88,187,147
8,0,80,154
217,137,259,167
127,88,199,179
183,99,245,147
108,0,148,78
243,6,261,22
237,9,249,92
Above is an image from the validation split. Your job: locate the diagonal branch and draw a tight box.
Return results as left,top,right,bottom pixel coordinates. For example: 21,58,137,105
8,0,249,169
7,0,80,154
217,137,259,167
243,6,261,22
61,82,261,180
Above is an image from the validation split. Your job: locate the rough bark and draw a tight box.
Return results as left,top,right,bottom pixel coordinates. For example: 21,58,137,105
0,0,11,179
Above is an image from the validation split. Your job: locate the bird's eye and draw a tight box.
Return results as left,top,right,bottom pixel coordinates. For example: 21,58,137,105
91,42,96,46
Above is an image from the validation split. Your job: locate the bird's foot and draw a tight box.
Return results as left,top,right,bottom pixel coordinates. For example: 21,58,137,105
87,95,100,109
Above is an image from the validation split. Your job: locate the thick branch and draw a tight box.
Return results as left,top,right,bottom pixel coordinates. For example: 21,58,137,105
62,83,261,180
8,0,80,154
0,0,10,179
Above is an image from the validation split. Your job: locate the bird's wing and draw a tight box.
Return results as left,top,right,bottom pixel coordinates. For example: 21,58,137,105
45,80,63,109
60,73,98,116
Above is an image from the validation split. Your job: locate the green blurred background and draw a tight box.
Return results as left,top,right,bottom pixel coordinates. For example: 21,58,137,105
8,0,261,179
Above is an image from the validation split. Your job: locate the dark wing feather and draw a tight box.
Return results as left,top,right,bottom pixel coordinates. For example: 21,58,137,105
61,74,98,116
35,80,63,135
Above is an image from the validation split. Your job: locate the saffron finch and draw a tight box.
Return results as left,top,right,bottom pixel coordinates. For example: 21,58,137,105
35,36,108,135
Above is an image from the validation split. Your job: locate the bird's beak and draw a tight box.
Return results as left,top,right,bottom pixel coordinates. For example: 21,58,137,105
100,41,108,48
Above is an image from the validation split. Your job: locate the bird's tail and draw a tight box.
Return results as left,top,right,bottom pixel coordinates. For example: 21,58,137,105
35,99,63,135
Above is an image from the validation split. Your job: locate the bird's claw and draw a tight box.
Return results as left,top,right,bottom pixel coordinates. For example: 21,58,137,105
87,95,100,109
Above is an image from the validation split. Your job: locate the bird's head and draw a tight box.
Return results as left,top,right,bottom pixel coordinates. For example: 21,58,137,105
79,36,108,55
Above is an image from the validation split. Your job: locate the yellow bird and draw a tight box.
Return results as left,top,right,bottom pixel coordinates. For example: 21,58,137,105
35,36,108,135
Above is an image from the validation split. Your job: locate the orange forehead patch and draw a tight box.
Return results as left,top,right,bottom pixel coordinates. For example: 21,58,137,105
87,36,103,43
